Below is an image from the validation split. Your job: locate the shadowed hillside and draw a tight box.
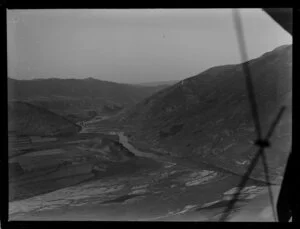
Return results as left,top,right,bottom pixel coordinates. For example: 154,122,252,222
8,101,81,137
117,44,292,183
7,77,168,122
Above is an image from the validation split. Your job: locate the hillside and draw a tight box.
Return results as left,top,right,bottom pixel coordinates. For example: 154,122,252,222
117,44,292,183
7,77,167,122
8,101,81,137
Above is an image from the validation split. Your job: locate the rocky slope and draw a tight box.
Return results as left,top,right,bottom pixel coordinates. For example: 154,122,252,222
117,44,292,183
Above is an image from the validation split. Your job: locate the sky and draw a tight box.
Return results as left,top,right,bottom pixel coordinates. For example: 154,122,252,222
7,9,292,84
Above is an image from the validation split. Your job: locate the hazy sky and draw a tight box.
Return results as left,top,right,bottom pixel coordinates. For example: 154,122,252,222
7,9,292,84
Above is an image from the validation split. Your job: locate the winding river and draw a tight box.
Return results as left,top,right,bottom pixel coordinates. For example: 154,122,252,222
117,132,161,160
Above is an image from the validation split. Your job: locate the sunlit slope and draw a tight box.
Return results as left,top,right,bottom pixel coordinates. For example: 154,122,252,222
119,45,292,183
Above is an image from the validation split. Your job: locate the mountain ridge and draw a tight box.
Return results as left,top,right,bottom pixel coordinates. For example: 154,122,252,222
115,44,292,183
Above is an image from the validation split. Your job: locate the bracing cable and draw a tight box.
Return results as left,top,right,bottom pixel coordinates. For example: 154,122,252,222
218,9,285,222
231,9,262,141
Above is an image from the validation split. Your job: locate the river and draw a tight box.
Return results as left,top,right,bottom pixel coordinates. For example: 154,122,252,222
9,119,280,221
117,132,162,160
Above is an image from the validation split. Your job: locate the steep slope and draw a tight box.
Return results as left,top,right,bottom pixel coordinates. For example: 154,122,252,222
8,101,81,136
119,44,292,183
7,77,167,122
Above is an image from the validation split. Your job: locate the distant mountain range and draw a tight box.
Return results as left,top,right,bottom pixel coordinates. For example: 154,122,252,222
137,80,179,87
8,77,168,122
117,44,292,183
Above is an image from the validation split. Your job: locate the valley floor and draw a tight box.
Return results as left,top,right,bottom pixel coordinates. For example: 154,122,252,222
9,116,280,221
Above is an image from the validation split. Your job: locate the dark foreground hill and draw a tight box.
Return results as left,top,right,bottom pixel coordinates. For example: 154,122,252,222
117,44,292,183
7,77,167,122
8,101,81,136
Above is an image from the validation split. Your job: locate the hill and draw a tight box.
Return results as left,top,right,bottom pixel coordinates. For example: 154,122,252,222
7,77,168,122
117,44,292,183
8,101,81,137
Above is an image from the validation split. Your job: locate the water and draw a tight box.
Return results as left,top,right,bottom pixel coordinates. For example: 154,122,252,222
117,132,161,160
